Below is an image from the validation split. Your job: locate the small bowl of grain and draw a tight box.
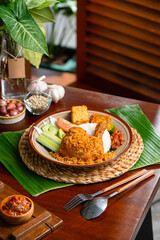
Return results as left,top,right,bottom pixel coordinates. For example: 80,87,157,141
24,91,52,115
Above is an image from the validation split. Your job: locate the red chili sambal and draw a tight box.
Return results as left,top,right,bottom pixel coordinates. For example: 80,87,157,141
2,195,31,216
110,128,125,150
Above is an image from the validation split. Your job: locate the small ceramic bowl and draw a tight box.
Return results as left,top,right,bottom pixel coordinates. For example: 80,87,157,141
0,195,34,225
24,91,52,115
0,99,26,124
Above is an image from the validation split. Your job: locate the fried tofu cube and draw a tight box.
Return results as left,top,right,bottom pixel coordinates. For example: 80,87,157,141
90,113,112,123
71,105,89,125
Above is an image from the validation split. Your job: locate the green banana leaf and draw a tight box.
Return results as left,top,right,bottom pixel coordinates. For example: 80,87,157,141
106,105,160,169
0,105,160,196
0,130,72,196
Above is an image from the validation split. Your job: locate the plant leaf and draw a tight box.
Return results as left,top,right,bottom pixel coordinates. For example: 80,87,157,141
106,105,160,170
0,3,48,55
0,130,72,196
22,23,46,68
25,0,45,9
0,0,13,8
25,0,57,9
53,1,77,15
30,7,55,23
37,0,57,9
13,0,27,18
22,48,42,69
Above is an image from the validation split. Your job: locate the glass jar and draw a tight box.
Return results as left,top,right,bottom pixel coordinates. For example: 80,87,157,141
0,31,27,100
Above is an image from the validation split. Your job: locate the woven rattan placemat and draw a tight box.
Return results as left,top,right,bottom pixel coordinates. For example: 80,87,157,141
18,127,144,184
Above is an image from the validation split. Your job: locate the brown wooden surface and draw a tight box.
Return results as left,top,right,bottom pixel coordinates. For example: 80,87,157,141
0,87,160,240
0,181,62,240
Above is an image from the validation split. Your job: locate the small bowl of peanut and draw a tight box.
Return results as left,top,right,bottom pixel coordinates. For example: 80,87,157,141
24,91,52,115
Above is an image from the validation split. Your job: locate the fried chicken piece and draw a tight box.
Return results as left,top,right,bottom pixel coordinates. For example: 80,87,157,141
94,121,108,139
57,127,104,162
90,113,112,124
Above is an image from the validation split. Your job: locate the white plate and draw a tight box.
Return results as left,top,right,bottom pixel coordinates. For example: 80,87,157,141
29,109,132,167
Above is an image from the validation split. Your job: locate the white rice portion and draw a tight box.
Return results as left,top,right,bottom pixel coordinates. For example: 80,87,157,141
79,123,97,136
78,123,111,153
102,129,111,153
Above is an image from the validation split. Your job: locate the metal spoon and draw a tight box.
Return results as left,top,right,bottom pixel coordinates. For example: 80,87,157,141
81,170,155,220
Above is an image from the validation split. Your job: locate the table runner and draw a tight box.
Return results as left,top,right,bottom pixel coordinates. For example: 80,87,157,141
0,105,160,196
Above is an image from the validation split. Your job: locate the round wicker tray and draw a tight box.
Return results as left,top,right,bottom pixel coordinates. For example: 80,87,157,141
18,127,144,184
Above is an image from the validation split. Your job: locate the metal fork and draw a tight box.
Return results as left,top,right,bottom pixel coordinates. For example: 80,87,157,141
63,169,148,211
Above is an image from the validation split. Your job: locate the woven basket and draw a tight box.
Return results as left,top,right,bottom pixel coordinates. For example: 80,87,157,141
18,127,143,184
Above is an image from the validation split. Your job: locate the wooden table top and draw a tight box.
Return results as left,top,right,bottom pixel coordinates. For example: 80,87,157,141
0,87,160,240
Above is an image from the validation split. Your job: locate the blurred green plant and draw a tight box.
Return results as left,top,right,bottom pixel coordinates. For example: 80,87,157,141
47,0,77,60
0,0,56,68
54,0,77,16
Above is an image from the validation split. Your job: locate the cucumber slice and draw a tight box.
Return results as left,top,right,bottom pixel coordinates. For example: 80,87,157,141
48,125,58,135
107,122,115,133
41,123,53,131
37,134,60,152
58,129,66,139
42,131,62,145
